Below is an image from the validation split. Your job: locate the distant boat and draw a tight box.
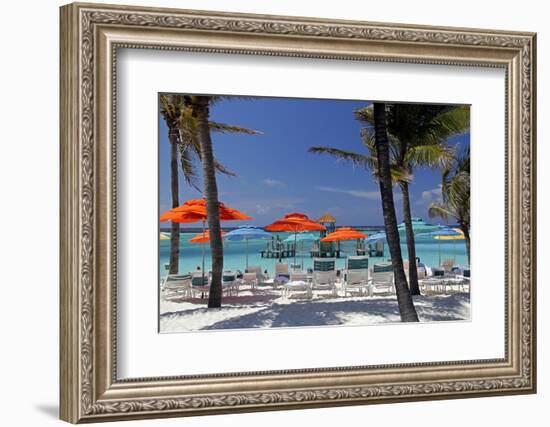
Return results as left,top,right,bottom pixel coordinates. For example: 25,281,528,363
397,217,441,235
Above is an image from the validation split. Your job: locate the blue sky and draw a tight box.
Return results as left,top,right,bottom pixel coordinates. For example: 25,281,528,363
159,96,469,227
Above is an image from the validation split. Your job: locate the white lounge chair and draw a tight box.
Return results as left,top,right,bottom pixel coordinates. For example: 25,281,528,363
419,277,444,295
441,258,455,274
162,274,192,298
189,272,210,298
222,271,239,296
343,256,369,297
420,277,465,295
273,263,290,288
246,266,266,286
283,271,312,298
457,268,471,292
417,267,427,280
404,259,427,281
369,263,395,296
275,262,289,275
312,258,337,296
240,272,258,289
290,271,308,282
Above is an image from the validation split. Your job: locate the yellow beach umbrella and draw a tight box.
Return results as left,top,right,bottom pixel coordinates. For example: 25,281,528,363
434,228,465,263
434,228,464,241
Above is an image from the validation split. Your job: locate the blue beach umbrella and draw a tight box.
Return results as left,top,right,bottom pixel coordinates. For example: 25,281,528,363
283,232,318,243
223,225,272,268
397,217,443,236
365,231,386,244
284,232,319,268
364,231,387,259
418,227,462,265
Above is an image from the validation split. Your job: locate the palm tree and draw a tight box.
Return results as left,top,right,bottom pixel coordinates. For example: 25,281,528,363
428,148,471,264
372,103,419,322
185,96,223,308
160,95,184,275
160,95,260,278
354,104,469,294
182,95,262,308
310,104,419,321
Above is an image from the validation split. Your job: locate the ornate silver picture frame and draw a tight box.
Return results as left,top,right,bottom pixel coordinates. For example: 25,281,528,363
60,2,536,423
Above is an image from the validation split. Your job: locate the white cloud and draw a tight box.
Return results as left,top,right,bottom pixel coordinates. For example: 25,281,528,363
261,178,285,187
420,185,443,204
315,185,381,200
413,185,443,215
231,197,304,217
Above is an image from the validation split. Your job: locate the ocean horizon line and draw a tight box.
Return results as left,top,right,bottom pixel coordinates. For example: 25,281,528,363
160,225,386,233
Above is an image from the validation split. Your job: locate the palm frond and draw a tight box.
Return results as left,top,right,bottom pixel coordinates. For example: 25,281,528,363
209,121,262,135
427,202,456,222
358,128,410,183
444,171,470,207
209,95,261,106
457,146,470,173
404,143,455,169
414,106,470,145
214,159,237,177
430,145,470,227
360,129,410,183
353,105,374,126
431,106,470,135
178,142,200,191
390,165,413,183
360,127,376,151
184,134,236,177
308,146,371,169
160,94,185,124
181,95,221,106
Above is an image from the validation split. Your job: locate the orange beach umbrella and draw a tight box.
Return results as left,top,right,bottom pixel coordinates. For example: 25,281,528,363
160,199,252,223
189,230,226,244
321,227,368,242
265,213,325,265
264,213,326,233
161,199,251,277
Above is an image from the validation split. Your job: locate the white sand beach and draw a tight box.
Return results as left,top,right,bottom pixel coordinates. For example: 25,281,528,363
160,287,470,333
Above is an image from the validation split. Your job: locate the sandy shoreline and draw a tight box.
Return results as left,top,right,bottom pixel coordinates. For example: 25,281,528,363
160,287,470,333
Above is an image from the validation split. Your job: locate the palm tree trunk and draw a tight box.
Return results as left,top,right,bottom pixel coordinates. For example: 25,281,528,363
459,222,470,265
373,103,419,322
399,181,420,295
168,126,180,275
193,96,224,308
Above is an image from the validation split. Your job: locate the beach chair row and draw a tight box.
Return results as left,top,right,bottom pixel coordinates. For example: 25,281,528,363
162,256,470,300
162,271,240,299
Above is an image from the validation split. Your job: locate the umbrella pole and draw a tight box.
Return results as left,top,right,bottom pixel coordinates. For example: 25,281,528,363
202,220,206,284
438,238,441,266
294,232,297,267
453,240,456,264
246,237,249,269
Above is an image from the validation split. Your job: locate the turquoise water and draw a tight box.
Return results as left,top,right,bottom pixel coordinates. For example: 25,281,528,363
159,230,469,279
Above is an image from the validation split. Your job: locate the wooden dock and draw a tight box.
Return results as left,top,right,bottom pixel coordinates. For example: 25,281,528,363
260,241,296,260
260,248,296,259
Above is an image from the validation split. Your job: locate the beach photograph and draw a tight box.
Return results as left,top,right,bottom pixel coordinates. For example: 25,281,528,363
158,95,471,333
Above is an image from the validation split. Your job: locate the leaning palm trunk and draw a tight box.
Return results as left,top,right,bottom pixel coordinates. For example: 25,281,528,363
459,222,471,265
168,126,180,274
193,96,224,308
373,103,419,322
400,181,420,295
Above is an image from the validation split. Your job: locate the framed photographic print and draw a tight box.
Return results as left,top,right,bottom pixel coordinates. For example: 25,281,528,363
60,2,537,423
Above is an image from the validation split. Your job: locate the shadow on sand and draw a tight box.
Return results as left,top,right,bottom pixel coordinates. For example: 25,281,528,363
202,293,470,330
